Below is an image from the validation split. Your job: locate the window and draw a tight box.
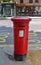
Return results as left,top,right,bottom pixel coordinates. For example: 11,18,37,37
29,0,33,3
20,0,23,3
35,0,39,3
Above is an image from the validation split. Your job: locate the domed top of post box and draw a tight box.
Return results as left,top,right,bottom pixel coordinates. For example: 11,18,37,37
11,16,31,23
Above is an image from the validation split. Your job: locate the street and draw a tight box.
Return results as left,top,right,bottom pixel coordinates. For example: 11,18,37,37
0,17,41,48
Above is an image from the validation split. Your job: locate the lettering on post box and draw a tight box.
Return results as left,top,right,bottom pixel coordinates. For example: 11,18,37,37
19,30,24,37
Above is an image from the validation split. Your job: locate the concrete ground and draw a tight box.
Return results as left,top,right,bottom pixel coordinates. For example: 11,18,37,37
0,47,31,65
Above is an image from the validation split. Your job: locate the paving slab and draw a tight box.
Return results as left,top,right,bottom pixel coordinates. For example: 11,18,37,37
0,47,30,65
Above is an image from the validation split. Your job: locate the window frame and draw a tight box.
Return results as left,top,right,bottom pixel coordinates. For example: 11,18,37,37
29,0,33,3
35,0,39,3
20,0,23,3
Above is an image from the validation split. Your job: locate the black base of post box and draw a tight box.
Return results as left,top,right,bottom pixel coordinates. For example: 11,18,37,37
14,53,27,61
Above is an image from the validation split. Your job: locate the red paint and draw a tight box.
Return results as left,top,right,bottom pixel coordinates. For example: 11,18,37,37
11,16,31,55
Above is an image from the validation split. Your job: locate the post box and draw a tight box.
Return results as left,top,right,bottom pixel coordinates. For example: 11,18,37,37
11,16,31,61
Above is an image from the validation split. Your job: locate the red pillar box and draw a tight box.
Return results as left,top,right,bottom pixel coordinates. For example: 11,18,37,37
11,16,31,61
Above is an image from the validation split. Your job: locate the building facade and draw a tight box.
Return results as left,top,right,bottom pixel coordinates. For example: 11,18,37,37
0,0,41,16
15,0,41,5
14,0,41,16
0,0,16,17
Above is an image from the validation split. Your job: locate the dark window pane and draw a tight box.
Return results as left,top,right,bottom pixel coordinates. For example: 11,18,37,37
35,0,39,3
29,0,33,3
20,0,23,3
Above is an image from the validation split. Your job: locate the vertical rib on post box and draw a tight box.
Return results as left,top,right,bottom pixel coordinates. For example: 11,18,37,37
11,16,31,61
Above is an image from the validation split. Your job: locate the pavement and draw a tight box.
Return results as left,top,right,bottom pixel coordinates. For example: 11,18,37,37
0,17,8,20
0,47,30,65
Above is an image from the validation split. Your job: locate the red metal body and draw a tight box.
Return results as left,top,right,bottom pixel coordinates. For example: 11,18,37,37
11,16,31,55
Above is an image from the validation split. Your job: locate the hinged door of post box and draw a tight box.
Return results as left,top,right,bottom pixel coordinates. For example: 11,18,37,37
14,27,29,55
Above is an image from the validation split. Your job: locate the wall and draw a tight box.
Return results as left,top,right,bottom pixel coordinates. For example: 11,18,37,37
14,0,41,5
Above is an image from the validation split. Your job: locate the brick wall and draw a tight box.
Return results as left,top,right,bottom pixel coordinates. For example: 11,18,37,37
14,0,41,5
